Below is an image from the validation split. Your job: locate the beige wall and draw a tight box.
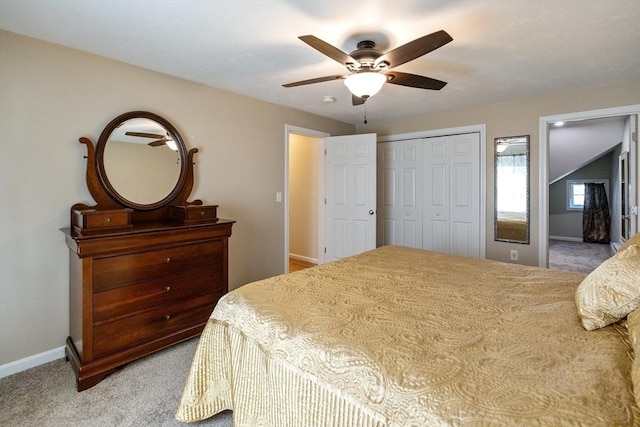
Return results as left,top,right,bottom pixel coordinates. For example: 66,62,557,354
2,28,639,367
289,134,320,262
362,81,640,265
0,31,354,364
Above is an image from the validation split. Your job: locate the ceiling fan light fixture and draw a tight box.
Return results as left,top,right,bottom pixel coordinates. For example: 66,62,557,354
344,72,386,99
165,139,178,151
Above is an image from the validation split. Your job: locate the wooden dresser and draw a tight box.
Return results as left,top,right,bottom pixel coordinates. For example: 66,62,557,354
63,221,233,390
64,111,234,390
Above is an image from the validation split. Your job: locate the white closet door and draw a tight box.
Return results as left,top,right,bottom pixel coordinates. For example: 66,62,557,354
423,133,480,257
448,133,480,257
377,140,422,247
423,136,450,253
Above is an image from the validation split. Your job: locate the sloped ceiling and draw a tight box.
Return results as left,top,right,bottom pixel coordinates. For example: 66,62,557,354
549,117,627,183
0,0,639,126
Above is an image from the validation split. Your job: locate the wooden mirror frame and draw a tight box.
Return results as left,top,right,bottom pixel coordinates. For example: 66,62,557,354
73,111,201,224
95,111,189,211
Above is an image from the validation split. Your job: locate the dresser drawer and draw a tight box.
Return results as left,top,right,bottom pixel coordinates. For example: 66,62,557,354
93,240,223,292
73,208,133,231
92,297,215,359
93,265,224,323
168,205,218,224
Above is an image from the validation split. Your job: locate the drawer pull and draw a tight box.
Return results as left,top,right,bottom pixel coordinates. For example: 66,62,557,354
165,257,171,264
165,286,171,292
164,314,171,321
105,217,111,223
200,211,205,217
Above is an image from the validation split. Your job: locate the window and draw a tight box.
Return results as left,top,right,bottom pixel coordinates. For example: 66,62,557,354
567,179,608,211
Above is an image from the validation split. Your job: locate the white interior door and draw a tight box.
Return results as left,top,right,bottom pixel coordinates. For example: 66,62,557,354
423,136,450,253
324,133,377,262
378,140,423,247
448,133,481,257
629,114,638,235
423,133,480,257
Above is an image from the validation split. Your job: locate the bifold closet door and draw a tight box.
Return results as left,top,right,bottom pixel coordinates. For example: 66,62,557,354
423,133,480,257
377,140,423,248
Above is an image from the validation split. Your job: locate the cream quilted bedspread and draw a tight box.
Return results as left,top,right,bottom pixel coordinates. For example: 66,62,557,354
176,246,638,426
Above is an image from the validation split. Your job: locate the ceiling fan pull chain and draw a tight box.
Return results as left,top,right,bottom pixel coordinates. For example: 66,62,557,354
364,103,368,124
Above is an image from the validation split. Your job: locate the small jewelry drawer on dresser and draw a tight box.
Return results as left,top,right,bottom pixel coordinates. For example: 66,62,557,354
93,264,224,323
168,205,218,225
72,208,133,232
92,297,216,359
93,240,223,292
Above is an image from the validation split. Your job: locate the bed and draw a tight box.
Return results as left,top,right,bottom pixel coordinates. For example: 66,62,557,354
496,211,528,242
176,239,640,425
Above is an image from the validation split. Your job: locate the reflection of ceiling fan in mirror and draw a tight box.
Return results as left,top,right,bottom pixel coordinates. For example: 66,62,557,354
125,131,177,150
125,131,168,146
283,30,453,105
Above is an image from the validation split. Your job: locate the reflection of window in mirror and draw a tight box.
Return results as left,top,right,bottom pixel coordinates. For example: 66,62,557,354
496,154,527,213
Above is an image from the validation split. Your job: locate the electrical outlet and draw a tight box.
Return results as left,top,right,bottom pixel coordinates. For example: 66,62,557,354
510,250,518,261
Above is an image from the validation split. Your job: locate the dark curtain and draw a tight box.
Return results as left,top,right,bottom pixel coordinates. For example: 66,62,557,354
583,182,610,244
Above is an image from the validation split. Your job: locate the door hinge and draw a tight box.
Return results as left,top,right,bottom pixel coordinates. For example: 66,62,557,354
324,247,327,253
324,149,327,156
324,198,327,205
632,131,638,143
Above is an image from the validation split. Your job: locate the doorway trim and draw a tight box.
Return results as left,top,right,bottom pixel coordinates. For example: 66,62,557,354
538,104,640,267
285,125,330,273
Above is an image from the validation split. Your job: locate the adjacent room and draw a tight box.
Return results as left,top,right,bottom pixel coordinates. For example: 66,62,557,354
1,1,639,425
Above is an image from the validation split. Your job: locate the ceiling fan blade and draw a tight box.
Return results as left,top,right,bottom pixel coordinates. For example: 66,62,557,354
148,140,166,147
352,94,366,106
375,30,453,69
125,131,165,139
385,71,447,90
298,35,358,66
283,74,346,88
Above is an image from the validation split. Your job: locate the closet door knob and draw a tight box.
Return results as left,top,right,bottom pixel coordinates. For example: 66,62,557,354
369,210,375,215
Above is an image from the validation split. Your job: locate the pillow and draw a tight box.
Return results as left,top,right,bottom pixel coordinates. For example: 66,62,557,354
575,244,640,331
627,308,640,408
619,232,640,253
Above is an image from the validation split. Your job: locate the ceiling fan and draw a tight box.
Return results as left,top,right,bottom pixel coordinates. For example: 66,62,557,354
283,30,453,105
125,131,171,147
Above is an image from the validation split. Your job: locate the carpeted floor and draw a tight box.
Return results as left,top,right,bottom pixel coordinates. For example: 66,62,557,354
0,338,232,427
548,239,611,274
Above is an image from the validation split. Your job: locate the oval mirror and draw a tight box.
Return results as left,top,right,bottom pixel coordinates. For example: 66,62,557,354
96,111,188,210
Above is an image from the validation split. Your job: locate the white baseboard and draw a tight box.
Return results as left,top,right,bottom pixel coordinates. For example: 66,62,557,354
611,241,622,255
0,346,66,379
549,235,583,242
289,253,319,264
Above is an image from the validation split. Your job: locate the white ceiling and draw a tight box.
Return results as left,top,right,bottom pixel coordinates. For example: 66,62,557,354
1,0,638,126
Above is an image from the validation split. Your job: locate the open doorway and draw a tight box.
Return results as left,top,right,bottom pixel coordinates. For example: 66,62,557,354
539,105,639,269
284,125,328,273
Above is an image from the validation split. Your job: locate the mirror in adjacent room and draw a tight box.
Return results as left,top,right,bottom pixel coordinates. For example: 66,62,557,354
96,111,188,210
620,150,630,240
494,135,530,244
